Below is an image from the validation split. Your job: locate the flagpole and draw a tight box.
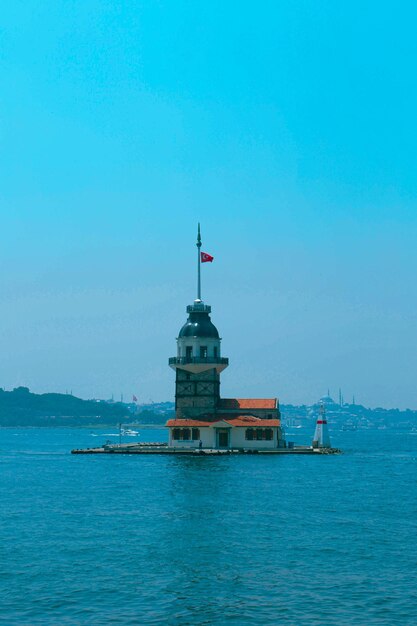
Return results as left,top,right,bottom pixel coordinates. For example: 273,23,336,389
197,223,202,301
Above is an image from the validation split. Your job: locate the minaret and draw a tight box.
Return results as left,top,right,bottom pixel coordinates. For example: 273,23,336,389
168,226,229,419
312,403,331,448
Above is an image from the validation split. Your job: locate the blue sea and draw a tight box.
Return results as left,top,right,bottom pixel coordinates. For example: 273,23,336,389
1,427,417,625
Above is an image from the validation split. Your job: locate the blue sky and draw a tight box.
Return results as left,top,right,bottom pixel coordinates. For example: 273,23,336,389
1,1,417,408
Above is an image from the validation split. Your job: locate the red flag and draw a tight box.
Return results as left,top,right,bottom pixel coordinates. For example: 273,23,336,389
201,252,214,263
132,395,138,402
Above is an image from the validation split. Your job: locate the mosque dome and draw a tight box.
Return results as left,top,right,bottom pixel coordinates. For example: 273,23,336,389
319,395,336,405
178,306,219,339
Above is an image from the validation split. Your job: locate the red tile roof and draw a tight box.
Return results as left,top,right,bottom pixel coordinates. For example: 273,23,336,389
166,416,280,428
218,398,277,409
166,419,213,427
225,418,280,427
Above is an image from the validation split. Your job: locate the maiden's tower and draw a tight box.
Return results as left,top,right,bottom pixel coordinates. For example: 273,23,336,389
167,226,285,451
71,226,341,455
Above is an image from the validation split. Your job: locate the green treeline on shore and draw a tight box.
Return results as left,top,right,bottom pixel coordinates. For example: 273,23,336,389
0,387,132,427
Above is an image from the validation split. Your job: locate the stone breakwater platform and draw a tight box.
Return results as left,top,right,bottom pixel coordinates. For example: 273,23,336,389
71,443,341,455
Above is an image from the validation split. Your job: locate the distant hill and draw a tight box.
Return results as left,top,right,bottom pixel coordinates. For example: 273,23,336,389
136,402,175,424
0,387,131,427
2,389,416,429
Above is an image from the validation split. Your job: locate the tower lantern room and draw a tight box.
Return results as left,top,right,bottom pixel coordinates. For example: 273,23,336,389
174,302,228,374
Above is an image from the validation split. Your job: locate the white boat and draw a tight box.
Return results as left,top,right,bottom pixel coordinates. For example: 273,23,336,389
121,428,140,436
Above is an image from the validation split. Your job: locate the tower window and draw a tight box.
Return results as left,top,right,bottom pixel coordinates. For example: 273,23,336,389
186,346,193,359
213,346,218,358
200,346,207,358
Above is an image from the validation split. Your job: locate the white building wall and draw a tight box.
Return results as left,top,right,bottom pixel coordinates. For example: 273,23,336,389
168,426,281,449
177,337,221,358
168,427,215,448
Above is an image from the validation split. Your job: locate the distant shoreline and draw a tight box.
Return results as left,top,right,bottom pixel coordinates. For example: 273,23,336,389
0,423,167,429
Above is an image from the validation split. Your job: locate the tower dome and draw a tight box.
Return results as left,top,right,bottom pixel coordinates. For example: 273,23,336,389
178,304,219,339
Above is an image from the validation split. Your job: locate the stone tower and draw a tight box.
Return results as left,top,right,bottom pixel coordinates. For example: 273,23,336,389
168,225,228,419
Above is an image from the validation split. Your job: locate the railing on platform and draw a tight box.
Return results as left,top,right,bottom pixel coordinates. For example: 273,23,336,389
168,356,229,366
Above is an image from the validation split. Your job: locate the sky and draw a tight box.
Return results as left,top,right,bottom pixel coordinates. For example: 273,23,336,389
1,1,417,409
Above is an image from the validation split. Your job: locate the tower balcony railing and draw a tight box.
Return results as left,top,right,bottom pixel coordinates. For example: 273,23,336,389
169,356,229,366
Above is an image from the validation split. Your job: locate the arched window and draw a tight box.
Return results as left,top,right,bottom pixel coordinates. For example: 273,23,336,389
182,428,191,440
256,429,263,440
192,428,200,440
172,428,180,440
245,428,254,440
265,428,273,440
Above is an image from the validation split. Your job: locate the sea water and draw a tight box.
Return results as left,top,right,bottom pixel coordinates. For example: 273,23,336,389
1,427,417,625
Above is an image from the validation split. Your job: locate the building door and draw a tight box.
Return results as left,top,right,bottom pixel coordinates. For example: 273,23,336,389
217,430,229,448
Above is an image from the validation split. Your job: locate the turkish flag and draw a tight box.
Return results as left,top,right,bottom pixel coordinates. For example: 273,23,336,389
201,252,214,263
